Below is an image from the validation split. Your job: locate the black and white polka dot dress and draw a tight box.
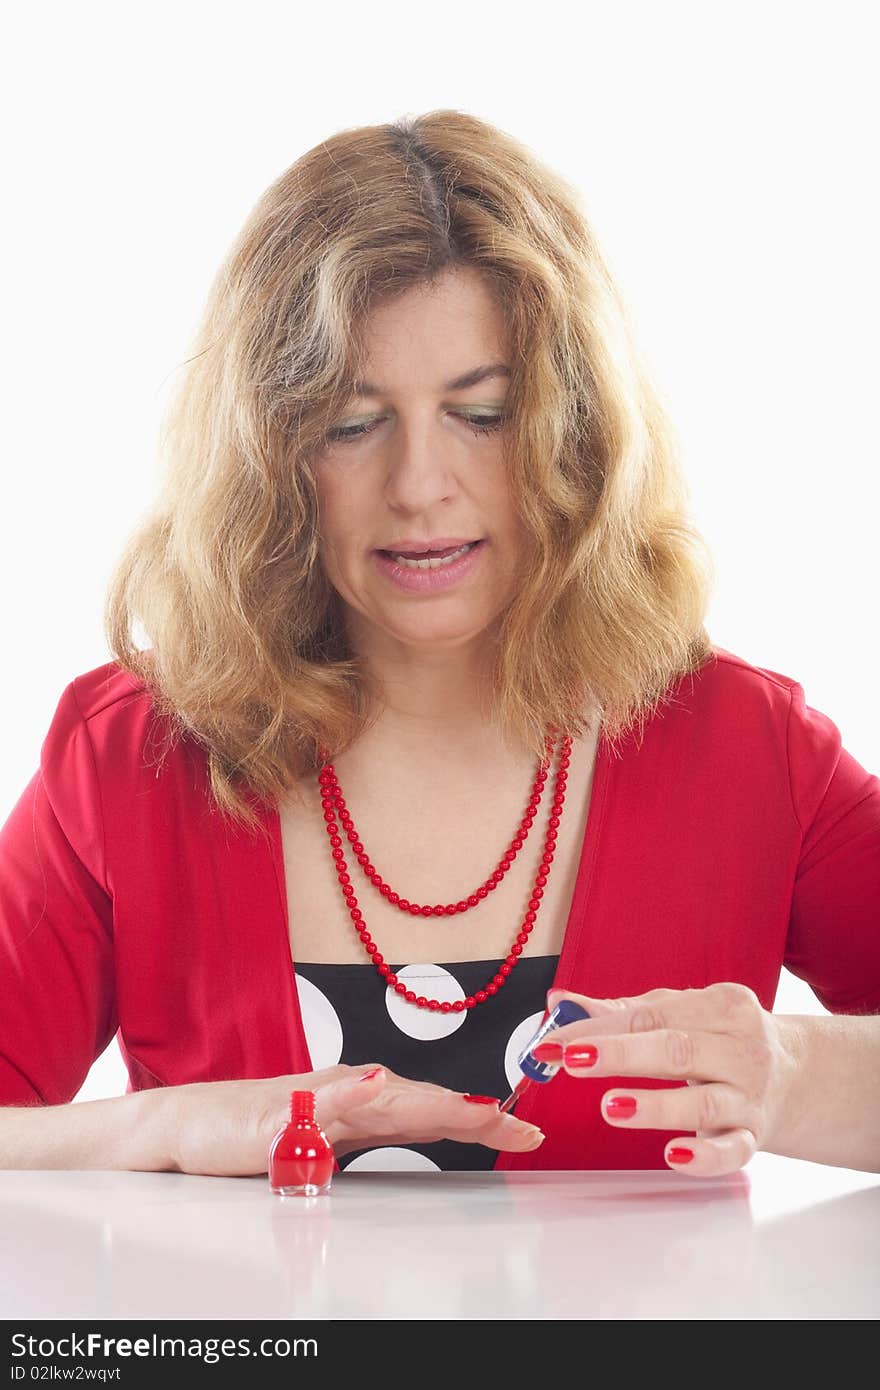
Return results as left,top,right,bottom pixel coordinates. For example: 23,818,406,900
294,955,559,1170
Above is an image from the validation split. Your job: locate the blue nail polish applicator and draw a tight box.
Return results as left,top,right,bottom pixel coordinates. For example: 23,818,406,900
498,999,592,1113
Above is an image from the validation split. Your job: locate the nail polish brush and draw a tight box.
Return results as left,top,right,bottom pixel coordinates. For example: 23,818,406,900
498,999,591,1114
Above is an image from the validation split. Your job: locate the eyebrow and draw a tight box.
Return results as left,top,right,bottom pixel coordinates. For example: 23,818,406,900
349,362,511,397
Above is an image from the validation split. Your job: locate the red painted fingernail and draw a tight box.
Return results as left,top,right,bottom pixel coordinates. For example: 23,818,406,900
532,1042,564,1063
563,1044,599,1068
359,1067,384,1082
462,1094,500,1106
667,1146,695,1165
605,1095,637,1119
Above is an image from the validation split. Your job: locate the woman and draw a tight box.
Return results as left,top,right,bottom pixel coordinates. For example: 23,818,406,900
1,110,878,1180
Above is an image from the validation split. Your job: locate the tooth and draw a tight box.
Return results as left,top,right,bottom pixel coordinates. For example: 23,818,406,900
391,543,472,569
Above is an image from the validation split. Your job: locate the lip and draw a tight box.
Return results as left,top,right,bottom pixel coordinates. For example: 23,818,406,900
376,537,482,554
371,538,486,593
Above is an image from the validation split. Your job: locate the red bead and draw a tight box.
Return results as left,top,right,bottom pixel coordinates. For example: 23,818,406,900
475,990,487,1003
511,944,523,956
428,999,441,1011
452,1000,465,1012
386,974,398,986
405,990,417,1002
500,963,512,976
493,974,505,987
440,1001,452,1013
371,952,383,965
394,983,407,996
464,996,476,1008
378,964,391,977
486,983,498,995
467,895,479,907
416,996,428,1008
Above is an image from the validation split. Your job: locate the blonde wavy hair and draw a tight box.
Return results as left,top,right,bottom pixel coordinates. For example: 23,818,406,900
105,108,716,839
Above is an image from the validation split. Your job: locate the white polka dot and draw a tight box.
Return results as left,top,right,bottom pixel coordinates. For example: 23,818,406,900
343,1147,442,1172
295,974,344,1068
385,963,467,1040
503,1011,546,1092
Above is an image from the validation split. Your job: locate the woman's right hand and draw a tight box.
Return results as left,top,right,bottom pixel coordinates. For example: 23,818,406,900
160,1065,545,1177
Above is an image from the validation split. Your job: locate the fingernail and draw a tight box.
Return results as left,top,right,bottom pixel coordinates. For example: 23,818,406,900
524,1129,545,1148
563,1044,599,1068
667,1146,695,1165
462,1094,500,1106
359,1066,384,1082
531,1042,564,1063
604,1094,637,1119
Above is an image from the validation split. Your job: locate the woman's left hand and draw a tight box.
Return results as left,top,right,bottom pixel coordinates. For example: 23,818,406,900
540,982,799,1176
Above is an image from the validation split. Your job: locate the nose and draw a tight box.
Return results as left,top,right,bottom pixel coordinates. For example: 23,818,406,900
381,413,459,514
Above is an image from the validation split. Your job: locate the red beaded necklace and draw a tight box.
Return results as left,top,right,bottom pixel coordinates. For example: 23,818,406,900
317,729,572,1011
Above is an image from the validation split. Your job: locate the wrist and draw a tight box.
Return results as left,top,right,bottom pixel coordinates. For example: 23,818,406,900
763,1012,880,1170
118,1086,180,1173
763,1013,810,1155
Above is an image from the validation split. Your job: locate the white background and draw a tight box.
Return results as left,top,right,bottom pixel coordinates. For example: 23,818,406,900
1,4,877,1118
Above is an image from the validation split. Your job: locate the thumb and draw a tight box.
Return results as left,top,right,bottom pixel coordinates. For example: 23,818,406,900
547,988,619,1016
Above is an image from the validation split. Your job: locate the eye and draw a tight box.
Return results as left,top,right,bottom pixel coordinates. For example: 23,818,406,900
325,413,507,444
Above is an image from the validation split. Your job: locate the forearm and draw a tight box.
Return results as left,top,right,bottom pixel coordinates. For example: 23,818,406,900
0,1089,175,1172
766,1013,880,1172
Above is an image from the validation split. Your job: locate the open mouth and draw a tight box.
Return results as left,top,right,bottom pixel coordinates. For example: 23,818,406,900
376,540,484,570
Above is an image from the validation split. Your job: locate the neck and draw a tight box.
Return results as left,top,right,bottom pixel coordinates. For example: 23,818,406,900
346,619,531,763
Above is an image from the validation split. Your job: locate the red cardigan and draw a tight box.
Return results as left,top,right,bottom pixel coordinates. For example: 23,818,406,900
1,645,878,1169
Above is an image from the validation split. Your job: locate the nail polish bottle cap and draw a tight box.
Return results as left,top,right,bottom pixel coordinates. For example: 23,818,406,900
517,1000,592,1083
289,1090,317,1123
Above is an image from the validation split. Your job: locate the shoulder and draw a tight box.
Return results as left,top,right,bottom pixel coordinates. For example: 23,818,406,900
673,643,800,705
44,656,163,762
42,654,202,799
635,643,801,753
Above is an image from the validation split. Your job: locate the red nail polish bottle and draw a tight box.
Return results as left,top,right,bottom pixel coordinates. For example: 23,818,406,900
269,1090,335,1197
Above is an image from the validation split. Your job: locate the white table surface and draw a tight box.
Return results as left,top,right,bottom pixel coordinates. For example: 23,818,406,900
1,1152,877,1321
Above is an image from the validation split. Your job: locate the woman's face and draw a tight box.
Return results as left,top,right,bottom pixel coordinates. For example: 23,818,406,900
312,266,525,657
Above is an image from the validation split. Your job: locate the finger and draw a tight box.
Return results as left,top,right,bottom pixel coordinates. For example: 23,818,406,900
548,1026,763,1090
313,1065,390,1129
545,981,764,1047
598,1081,756,1138
662,1127,757,1177
547,988,621,1018
398,1087,545,1152
321,1073,544,1153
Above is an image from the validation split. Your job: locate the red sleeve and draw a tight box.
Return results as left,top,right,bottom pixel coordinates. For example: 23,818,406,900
0,680,117,1105
784,681,880,1014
